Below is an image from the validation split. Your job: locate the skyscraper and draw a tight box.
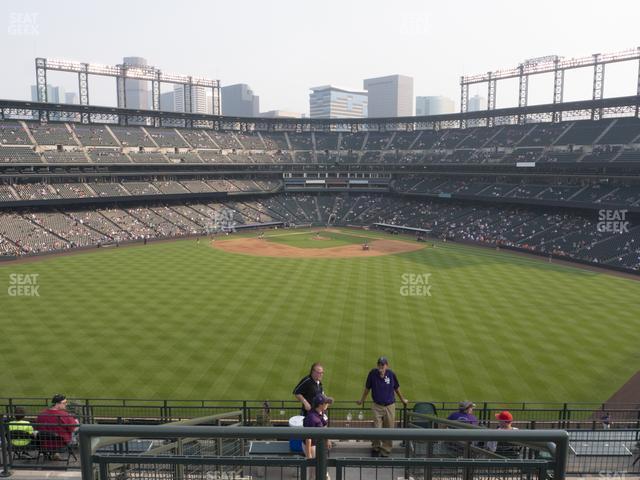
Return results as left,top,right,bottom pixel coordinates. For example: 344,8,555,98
173,85,211,114
363,75,413,117
123,56,150,110
65,92,78,104
31,84,64,103
221,84,259,117
309,85,368,119
468,94,487,112
160,91,176,112
416,96,455,116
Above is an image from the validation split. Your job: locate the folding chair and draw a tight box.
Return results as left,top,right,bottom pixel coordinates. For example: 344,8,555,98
408,402,438,458
411,402,437,429
494,441,523,458
8,430,35,460
35,431,77,465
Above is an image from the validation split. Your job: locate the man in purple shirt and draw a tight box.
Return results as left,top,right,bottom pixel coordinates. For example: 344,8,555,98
303,394,333,460
447,401,479,425
357,357,408,457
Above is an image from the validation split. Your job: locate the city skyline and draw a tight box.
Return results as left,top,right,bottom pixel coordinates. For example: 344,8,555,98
2,0,640,116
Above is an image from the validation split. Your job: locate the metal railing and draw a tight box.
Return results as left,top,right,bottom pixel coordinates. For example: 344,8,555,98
79,424,569,480
407,411,640,476
2,397,639,430
0,410,244,474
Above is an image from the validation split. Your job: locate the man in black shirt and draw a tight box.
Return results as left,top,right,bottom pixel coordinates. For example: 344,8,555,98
293,363,325,416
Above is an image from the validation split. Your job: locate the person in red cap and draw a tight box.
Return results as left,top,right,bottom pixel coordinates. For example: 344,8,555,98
487,411,519,454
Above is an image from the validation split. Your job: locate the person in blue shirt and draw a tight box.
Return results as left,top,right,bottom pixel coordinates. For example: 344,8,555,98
357,356,408,457
447,401,479,425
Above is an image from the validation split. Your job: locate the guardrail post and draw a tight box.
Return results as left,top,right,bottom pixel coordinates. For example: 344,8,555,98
463,441,472,480
176,438,184,480
402,404,408,428
554,433,568,480
242,401,248,425
84,399,92,424
79,428,93,480
316,436,328,480
98,461,108,480
162,400,169,422
0,418,12,477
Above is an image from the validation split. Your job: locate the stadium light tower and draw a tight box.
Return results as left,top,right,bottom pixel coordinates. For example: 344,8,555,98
459,47,640,126
35,57,221,121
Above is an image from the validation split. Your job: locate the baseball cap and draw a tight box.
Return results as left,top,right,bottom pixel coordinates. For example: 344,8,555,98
459,400,475,410
312,394,334,407
377,356,389,365
496,410,513,422
51,394,66,405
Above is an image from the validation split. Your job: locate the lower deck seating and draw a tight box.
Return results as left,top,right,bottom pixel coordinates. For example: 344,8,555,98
0,194,638,271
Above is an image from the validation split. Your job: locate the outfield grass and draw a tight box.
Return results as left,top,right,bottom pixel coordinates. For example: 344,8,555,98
1,228,639,403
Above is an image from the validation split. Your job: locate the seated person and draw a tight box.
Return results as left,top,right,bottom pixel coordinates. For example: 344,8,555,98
447,401,479,426
9,407,35,453
35,394,79,454
487,410,520,457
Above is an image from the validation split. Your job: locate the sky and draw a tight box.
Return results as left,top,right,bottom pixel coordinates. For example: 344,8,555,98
1,0,639,115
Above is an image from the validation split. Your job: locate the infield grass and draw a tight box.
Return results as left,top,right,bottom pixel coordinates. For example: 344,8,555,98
1,227,639,404
263,229,366,249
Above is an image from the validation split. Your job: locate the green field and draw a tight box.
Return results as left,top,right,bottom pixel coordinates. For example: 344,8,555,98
1,228,639,403
265,230,367,249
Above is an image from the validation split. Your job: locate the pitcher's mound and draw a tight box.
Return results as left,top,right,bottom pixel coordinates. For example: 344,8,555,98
212,237,424,258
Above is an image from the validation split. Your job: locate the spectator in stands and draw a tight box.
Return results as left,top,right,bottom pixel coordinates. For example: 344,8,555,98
35,394,79,458
8,407,35,454
293,363,325,416
447,401,479,425
303,393,333,460
486,410,519,454
357,356,408,457
601,412,611,429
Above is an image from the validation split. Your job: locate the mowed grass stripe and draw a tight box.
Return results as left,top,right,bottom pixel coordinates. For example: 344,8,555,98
0,229,639,403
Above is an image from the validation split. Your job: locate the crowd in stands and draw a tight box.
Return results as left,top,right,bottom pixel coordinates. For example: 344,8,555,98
0,179,281,201
0,193,637,270
0,117,639,166
393,176,640,206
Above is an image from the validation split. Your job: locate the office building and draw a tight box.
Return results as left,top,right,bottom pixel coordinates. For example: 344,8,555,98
363,75,413,117
221,84,259,117
468,94,487,112
309,85,367,118
415,96,455,116
123,56,150,110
